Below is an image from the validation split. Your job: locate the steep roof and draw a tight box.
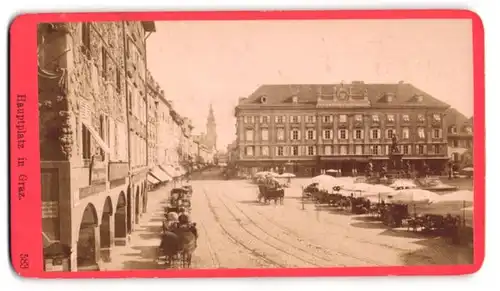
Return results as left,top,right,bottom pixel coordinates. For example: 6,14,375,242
444,107,473,133
237,82,450,109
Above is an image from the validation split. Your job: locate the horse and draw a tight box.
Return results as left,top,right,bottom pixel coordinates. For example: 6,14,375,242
158,231,181,268
173,224,198,268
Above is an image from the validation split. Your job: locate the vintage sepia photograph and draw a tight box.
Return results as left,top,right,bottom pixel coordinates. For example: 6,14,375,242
37,18,475,272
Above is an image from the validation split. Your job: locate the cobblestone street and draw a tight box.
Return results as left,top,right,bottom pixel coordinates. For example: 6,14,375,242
101,169,473,270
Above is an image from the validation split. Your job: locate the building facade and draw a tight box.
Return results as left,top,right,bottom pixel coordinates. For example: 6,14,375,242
445,108,473,169
38,21,155,272
234,82,451,177
146,70,160,168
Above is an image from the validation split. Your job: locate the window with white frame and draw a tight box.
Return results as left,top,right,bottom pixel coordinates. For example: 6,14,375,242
292,146,299,156
306,116,316,123
433,145,440,155
339,145,348,155
354,129,363,140
277,146,284,156
403,145,410,155
403,114,410,122
323,129,332,140
371,145,379,155
417,145,425,155
261,116,269,124
417,127,425,139
261,129,269,141
277,128,285,141
387,114,395,122
291,116,299,123
276,116,284,123
307,146,315,156
245,129,254,141
245,146,254,156
386,128,394,139
324,145,332,155
465,126,472,134
450,126,457,134
291,129,299,140
307,129,315,140
432,128,442,139
402,127,410,139
355,145,363,155
433,114,441,121
339,129,348,140
323,115,332,123
370,129,380,139
418,114,425,122
355,114,363,122
372,115,380,122
339,114,347,123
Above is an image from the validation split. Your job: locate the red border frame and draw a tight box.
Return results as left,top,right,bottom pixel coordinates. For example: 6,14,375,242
9,9,485,278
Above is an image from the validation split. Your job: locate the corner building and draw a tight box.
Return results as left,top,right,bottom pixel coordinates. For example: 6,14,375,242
37,21,155,272
234,82,450,177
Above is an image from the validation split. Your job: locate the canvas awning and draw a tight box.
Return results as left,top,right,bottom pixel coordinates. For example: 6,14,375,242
160,165,179,177
147,174,161,185
150,167,171,182
81,119,111,154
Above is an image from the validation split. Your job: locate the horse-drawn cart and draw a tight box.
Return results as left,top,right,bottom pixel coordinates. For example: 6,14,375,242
159,184,198,269
166,187,192,214
157,223,198,268
258,184,285,204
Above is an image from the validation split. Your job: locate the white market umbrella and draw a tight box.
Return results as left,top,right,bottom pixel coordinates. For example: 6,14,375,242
389,188,440,204
309,175,342,193
462,167,474,172
255,171,271,176
279,173,296,178
361,184,396,202
434,190,473,203
326,169,340,173
389,179,418,189
311,174,336,183
423,190,474,217
345,182,372,192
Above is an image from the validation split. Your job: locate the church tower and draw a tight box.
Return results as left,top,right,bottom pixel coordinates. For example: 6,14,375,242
206,103,217,150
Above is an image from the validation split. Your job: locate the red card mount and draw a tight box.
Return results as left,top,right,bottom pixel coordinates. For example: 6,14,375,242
9,9,484,278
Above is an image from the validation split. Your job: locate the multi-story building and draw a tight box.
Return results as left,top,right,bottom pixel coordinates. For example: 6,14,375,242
38,21,155,272
227,141,239,165
145,71,172,187
445,108,473,169
154,97,187,179
146,71,159,167
234,82,451,177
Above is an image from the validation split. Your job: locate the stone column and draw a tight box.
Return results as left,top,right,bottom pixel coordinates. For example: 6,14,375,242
70,241,78,272
93,225,101,269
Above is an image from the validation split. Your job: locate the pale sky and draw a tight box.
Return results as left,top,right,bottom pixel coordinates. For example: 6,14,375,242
146,19,473,151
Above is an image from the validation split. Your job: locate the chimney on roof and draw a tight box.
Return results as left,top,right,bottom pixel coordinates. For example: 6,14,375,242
398,80,404,84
